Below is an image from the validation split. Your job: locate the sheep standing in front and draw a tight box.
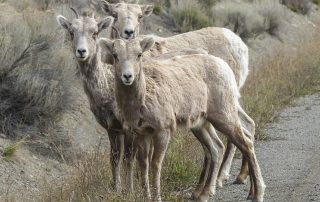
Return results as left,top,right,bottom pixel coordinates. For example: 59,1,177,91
100,37,265,202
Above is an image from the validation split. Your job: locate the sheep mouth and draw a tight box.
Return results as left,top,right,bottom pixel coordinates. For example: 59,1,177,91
123,81,133,86
77,56,87,61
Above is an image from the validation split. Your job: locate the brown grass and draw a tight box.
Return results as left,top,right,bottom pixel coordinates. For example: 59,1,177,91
242,29,320,139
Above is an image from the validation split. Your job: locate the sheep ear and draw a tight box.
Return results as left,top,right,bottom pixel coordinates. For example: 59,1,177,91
140,37,155,53
98,17,113,33
141,5,154,17
99,38,114,55
57,15,71,30
101,0,113,14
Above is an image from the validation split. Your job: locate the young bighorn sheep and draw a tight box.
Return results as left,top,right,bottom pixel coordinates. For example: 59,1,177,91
145,27,253,186
56,12,135,192
100,0,153,39
100,37,265,202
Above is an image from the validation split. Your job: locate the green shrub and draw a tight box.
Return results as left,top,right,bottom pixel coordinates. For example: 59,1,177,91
153,3,162,15
313,0,320,5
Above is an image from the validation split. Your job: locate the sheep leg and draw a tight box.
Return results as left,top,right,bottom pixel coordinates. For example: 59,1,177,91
123,131,136,193
191,124,220,202
209,115,265,202
151,130,171,202
108,131,124,192
235,105,256,184
205,122,224,195
190,129,211,200
217,141,237,187
136,135,152,199
218,105,256,186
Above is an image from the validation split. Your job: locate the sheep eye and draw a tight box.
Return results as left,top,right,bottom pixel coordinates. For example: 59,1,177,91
93,32,98,39
69,31,74,39
138,15,143,21
112,13,118,20
137,53,142,59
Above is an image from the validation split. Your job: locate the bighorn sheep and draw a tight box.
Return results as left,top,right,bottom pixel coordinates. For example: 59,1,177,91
56,12,136,192
146,27,252,186
99,0,252,187
99,37,265,202
100,0,154,39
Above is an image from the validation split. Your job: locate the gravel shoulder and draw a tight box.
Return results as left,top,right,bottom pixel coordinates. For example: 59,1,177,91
215,93,320,202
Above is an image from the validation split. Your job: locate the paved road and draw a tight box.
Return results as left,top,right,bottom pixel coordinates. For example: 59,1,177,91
215,93,320,202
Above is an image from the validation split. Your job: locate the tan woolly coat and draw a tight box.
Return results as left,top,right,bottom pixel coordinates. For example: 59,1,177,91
115,54,239,134
144,27,249,89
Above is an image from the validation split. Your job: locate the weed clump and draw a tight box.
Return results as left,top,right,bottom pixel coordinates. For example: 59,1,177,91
212,0,284,40
170,0,212,32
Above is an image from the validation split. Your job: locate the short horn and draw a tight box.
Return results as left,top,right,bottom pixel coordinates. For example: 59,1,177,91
70,7,79,18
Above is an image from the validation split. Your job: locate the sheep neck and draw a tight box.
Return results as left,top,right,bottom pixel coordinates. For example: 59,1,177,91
115,60,145,128
77,45,110,104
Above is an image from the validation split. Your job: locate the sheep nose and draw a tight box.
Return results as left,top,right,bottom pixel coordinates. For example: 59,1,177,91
123,74,132,81
77,48,87,56
124,30,134,38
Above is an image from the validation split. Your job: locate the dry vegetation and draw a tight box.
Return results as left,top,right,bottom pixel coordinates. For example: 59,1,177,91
0,4,74,138
168,0,319,39
212,0,285,40
1,0,320,201
280,0,312,14
242,29,320,139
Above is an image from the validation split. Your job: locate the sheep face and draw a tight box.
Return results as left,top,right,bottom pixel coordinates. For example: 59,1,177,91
57,15,113,62
101,1,153,39
100,37,154,85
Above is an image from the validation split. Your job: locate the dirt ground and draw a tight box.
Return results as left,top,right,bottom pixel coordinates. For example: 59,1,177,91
215,93,320,202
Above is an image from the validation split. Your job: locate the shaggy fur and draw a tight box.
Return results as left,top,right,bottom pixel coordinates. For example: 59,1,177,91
100,38,265,202
147,27,248,89
144,27,252,186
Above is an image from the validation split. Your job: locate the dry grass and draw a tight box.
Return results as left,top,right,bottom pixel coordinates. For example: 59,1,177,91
0,5,75,138
242,29,320,139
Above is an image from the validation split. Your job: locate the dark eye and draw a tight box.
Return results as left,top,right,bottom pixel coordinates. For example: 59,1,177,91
138,15,143,21
93,32,98,39
137,53,142,59
69,31,74,39
112,13,118,20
